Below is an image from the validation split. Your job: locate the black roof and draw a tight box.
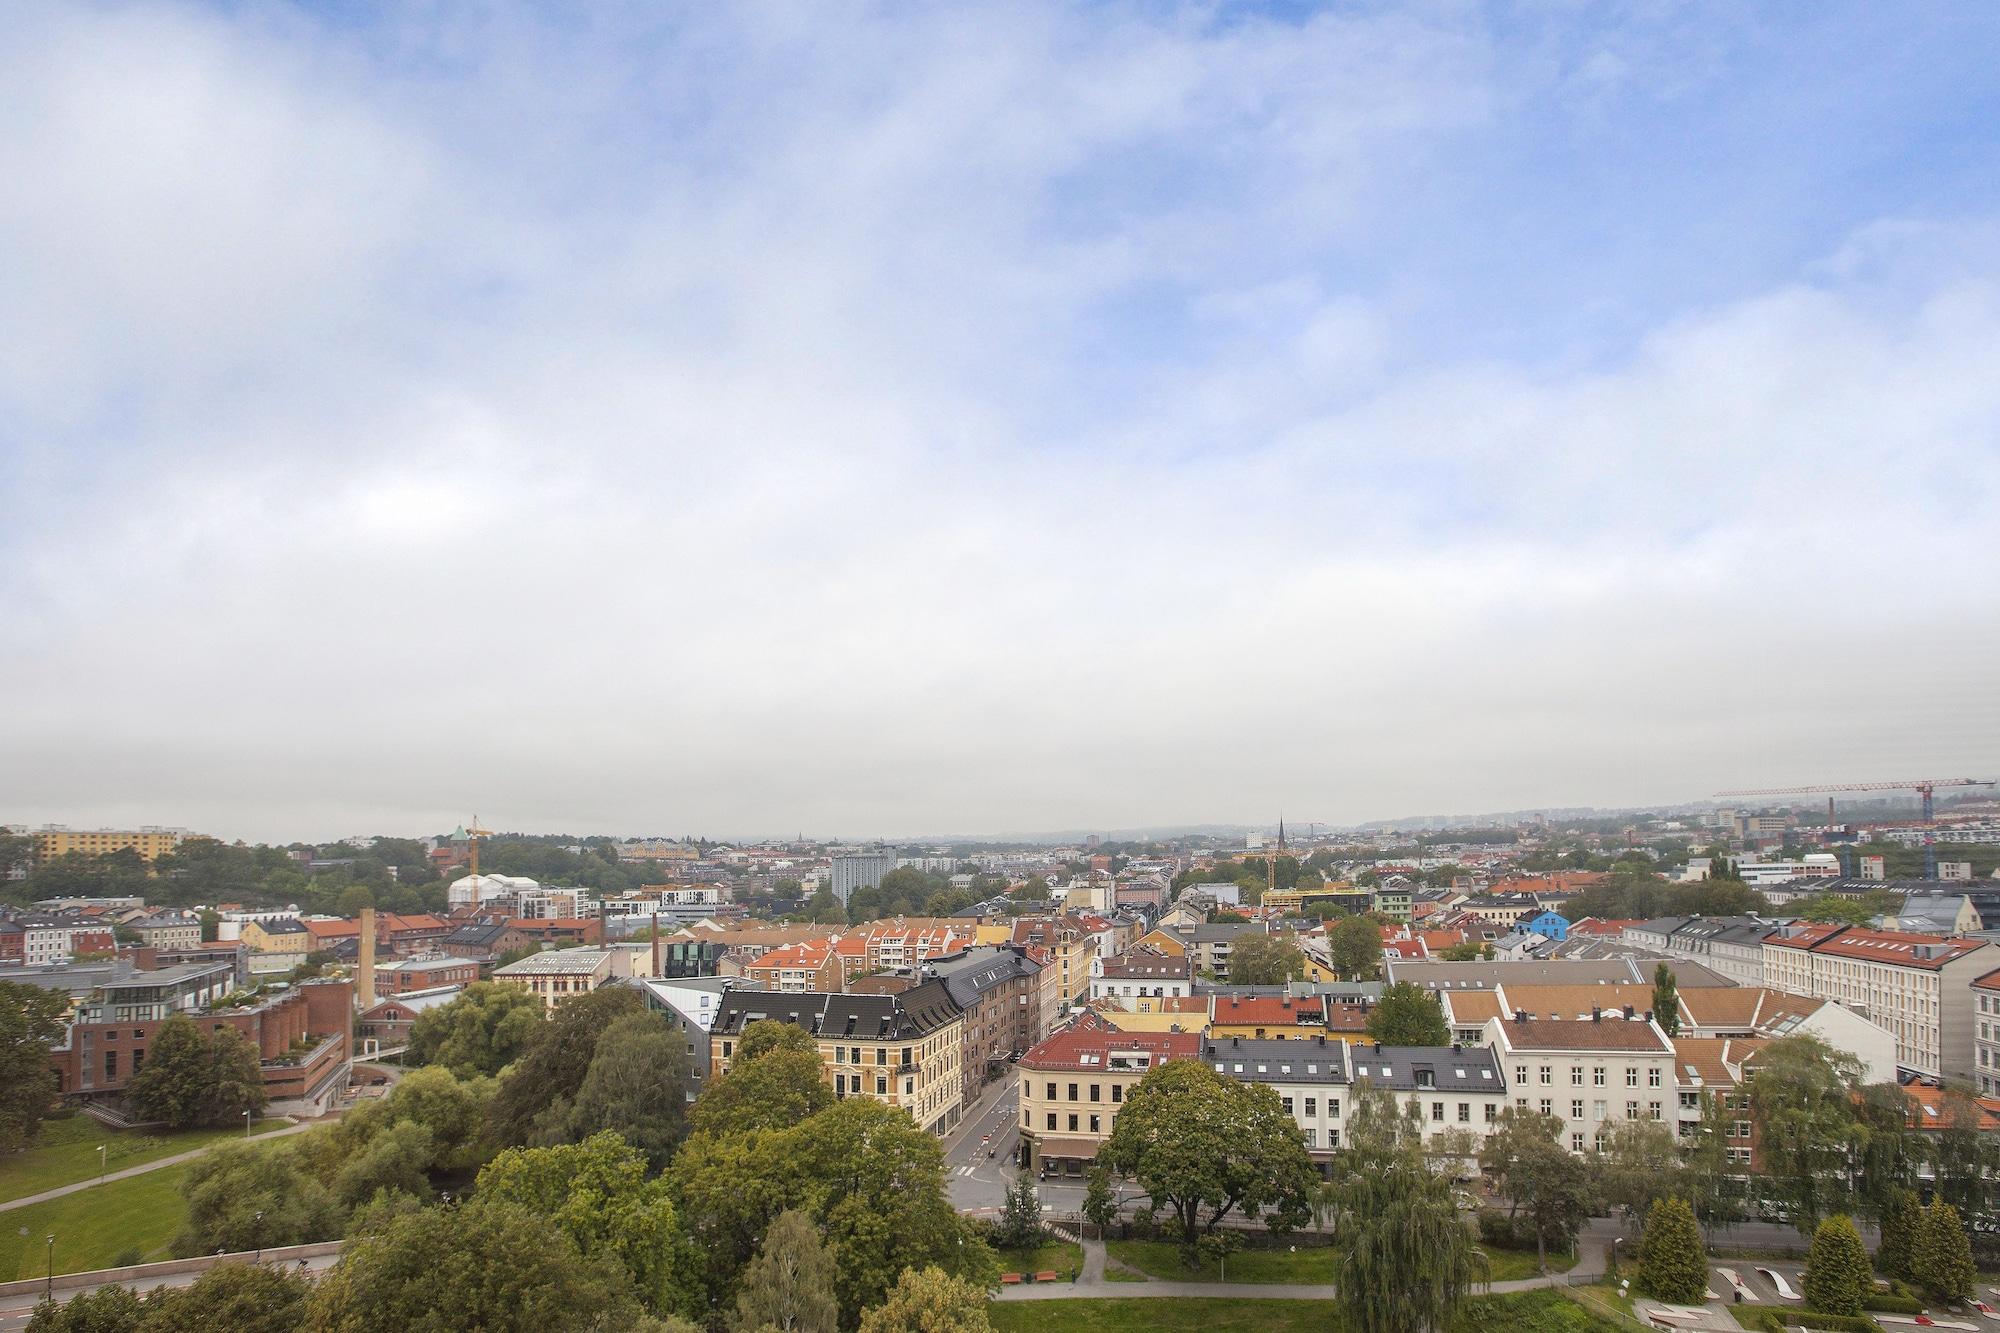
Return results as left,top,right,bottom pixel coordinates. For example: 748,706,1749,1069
712,979,962,1041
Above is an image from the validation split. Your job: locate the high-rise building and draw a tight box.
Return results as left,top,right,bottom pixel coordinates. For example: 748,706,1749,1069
830,852,896,905
26,825,192,864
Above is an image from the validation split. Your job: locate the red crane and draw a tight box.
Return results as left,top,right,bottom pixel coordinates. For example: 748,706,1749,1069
1714,779,1995,879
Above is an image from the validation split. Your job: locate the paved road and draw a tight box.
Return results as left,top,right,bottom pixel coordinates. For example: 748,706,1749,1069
944,1075,1023,1210
0,1254,341,1331
0,1121,312,1215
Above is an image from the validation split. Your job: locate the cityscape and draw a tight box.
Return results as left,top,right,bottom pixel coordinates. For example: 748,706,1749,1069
4,3,1999,1333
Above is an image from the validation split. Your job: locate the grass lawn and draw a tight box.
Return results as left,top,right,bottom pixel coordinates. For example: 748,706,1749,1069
0,1163,191,1279
0,1114,284,1204
990,1291,1626,1333
1482,1244,1581,1282
995,1240,1083,1282
1104,1237,1337,1284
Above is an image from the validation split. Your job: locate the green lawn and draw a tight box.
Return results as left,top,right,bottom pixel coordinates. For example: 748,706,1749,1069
1482,1244,1581,1282
995,1240,1083,1281
990,1291,1625,1333
1104,1237,1337,1284
0,1114,284,1203
0,1163,191,1279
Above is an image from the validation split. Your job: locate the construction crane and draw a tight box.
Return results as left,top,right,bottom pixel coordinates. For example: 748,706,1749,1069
1713,779,1995,879
465,815,495,877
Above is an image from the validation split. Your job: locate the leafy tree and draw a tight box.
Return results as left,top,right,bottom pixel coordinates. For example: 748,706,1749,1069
174,1142,341,1256
536,1011,693,1170
1329,1080,1484,1333
134,1262,312,1333
1328,914,1382,980
1097,1060,1316,1259
730,1209,839,1333
0,981,67,1153
994,1174,1044,1250
1082,1164,1117,1229
1876,1187,1921,1280
1636,1197,1708,1304
1651,964,1681,1038
126,1015,267,1130
804,889,847,923
1477,1107,1597,1270
487,985,646,1146
25,1284,146,1332
1365,982,1449,1047
476,1133,693,1318
1804,1214,1871,1317
1682,1093,1743,1233
857,1266,992,1333
1749,1036,1868,1234
301,1198,641,1332
407,982,545,1078
1598,1117,1685,1219
690,1022,833,1137
1226,933,1307,986
1913,1198,1975,1303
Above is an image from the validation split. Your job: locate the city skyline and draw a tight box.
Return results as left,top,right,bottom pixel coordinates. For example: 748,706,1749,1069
4,4,1998,843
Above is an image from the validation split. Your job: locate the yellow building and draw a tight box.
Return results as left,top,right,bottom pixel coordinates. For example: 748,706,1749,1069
1261,883,1368,916
1017,1023,1202,1175
30,827,191,864
1130,928,1188,957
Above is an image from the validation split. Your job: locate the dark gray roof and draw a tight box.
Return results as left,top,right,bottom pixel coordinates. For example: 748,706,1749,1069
445,923,509,948
927,947,1041,1008
713,978,962,1041
1200,1035,1349,1084
1342,1042,1506,1093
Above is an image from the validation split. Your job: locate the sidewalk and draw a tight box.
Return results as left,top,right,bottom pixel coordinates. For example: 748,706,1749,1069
0,1120,310,1214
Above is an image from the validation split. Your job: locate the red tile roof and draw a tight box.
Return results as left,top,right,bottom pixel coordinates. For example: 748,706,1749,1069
1019,1017,1201,1072
1808,927,1985,970
1208,995,1326,1026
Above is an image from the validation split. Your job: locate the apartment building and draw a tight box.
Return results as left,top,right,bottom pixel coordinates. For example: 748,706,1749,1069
1206,993,1333,1041
491,946,632,1011
1088,951,1193,1001
1012,915,1097,1011
1762,924,1989,1080
742,941,842,992
1202,1035,1352,1170
374,956,481,996
128,912,202,951
1483,1014,1678,1155
1969,969,2000,1097
15,915,117,966
708,984,966,1135
1016,1018,1200,1175
29,826,191,864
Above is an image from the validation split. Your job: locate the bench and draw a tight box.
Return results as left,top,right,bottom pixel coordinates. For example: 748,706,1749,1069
1035,1271,1060,1284
1000,1274,1023,1285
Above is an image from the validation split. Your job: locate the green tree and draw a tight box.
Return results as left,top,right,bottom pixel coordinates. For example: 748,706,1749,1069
690,1022,833,1137
174,1142,341,1256
126,1015,267,1130
1328,914,1383,981
1226,933,1307,986
1365,982,1450,1047
1637,1197,1708,1303
730,1208,839,1333
1875,1187,1921,1280
857,1266,992,1333
301,1199,641,1332
1913,1198,1975,1303
1749,1036,1869,1234
407,982,545,1078
0,981,68,1153
25,1285,145,1333
538,1011,693,1170
1082,1164,1117,1229
135,1261,312,1333
475,1132,692,1318
202,1027,267,1129
1651,963,1681,1038
1804,1214,1871,1317
1097,1060,1316,1259
1598,1117,1685,1219
1477,1107,1597,1271
994,1174,1044,1250
487,985,647,1146
1682,1093,1743,1233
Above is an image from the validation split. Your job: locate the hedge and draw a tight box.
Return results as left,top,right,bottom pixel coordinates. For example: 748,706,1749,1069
1860,1293,1923,1314
1741,1310,1883,1333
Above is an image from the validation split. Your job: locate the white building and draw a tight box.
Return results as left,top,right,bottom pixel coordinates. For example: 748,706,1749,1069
1484,1014,1679,1155
447,873,541,908
1762,923,1990,1081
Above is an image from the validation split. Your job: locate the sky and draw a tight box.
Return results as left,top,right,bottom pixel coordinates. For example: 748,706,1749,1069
3,2,1998,845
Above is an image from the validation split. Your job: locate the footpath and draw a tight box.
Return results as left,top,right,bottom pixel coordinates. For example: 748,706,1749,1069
0,1120,312,1215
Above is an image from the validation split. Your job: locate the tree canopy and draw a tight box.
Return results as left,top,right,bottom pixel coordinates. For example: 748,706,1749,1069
1365,982,1450,1046
407,982,546,1078
0,980,68,1153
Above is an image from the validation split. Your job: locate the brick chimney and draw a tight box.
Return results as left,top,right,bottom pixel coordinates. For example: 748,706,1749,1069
358,906,377,1008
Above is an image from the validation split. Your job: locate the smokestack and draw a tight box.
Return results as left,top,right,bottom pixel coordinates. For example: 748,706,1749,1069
652,911,661,978
358,906,376,1008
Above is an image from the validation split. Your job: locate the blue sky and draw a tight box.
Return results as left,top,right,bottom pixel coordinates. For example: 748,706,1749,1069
2,2,1997,841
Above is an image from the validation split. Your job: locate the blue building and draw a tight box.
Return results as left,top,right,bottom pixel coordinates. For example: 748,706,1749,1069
1523,910,1570,942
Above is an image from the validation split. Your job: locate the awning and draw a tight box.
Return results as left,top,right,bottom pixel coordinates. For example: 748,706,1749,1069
1030,1136,1101,1160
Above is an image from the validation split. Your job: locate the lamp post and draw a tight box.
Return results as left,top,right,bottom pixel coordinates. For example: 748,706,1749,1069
254,1211,265,1265
243,1109,253,1137
97,1144,107,1186
45,1234,55,1301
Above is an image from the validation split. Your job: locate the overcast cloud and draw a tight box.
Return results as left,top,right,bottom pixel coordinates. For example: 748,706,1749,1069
3,3,1998,844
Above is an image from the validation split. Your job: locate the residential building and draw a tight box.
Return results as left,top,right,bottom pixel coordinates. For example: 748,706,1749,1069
128,912,201,951
1012,916,1096,1011
491,946,632,1011
1484,1013,1679,1155
1206,994,1332,1042
742,941,843,993
830,853,896,906
1340,1039,1509,1151
16,914,117,966
1202,1034,1353,1171
238,918,311,976
357,985,463,1054
928,945,1048,1104
374,956,481,996
1762,923,1990,1080
28,826,191,865
1088,951,1193,1002
1016,1018,1200,1175
637,974,738,1096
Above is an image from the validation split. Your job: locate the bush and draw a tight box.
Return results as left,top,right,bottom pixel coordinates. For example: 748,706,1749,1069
1860,1293,1923,1314
1793,1314,1882,1333
1637,1198,1708,1305
1804,1215,1871,1317
1478,1210,1520,1248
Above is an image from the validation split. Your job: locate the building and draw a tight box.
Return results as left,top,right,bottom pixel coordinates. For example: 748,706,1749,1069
374,956,481,996
1522,911,1570,943
926,946,1048,1104
28,826,191,865
1483,1013,1679,1155
491,946,632,1011
1015,1018,1201,1175
1011,916,1097,1012
1337,1039,1509,1149
1206,993,1335,1042
1968,969,2000,1098
239,918,311,976
1202,1034,1354,1172
127,912,202,951
15,914,117,966
742,941,843,993
708,983,966,1135
1762,923,1990,1081
357,985,463,1053
830,853,897,906
637,975,738,1096
1088,951,1193,1002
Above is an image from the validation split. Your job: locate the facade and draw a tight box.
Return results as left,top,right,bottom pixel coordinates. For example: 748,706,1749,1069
129,912,202,951
357,985,463,1052
1970,969,2000,1098
1483,1014,1679,1155
742,942,842,992
16,915,117,966
29,826,190,864
375,956,481,996
1203,1034,1353,1170
928,946,1048,1105
1011,916,1096,1010
1088,951,1193,1001
638,975,738,1096
1762,923,1989,1080
1206,994,1333,1041
1016,1018,1200,1175
830,853,896,906
708,983,966,1135
491,946,631,1011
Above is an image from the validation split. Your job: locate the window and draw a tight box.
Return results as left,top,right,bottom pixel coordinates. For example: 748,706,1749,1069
1733,1120,1752,1139
1068,1114,1078,1132
1626,1100,1639,1118
1330,1099,1341,1119
1306,1097,1318,1117
876,1049,887,1065
104,1050,117,1079
1625,1068,1638,1087
834,1047,846,1063
1571,1066,1583,1085
1089,1114,1100,1133
1593,1100,1606,1120
721,1041,733,1058
1089,1084,1100,1102
1539,1099,1553,1116
1484,1104,1498,1122
1592,1066,1606,1086
1648,1101,1661,1120
1647,1068,1661,1088
902,1046,913,1066
875,1076,887,1094
1068,1083,1078,1101
1458,1103,1471,1122
1111,1084,1123,1103
1431,1102,1444,1122
1572,1132,1585,1152
1047,1082,1057,1100
1539,1065,1552,1085
1282,1096,1294,1114
1571,1099,1583,1118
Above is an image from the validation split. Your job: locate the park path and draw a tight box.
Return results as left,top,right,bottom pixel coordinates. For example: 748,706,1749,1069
0,1120,313,1215
996,1235,1606,1301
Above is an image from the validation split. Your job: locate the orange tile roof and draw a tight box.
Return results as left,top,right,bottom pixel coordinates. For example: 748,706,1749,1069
1208,995,1326,1026
1670,1036,1767,1087
749,942,833,969
1903,1085,2000,1132
1497,1017,1671,1053
1019,1017,1201,1072
1811,928,1986,970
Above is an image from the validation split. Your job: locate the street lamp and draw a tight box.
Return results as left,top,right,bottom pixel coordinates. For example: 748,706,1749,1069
254,1211,265,1265
45,1234,55,1301
243,1109,253,1136
97,1145,107,1186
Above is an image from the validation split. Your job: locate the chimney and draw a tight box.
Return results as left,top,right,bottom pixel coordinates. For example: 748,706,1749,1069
1316,1034,1326,1046
358,906,377,1009
652,911,661,977
1231,1036,1239,1047
1623,1005,1635,1019
1591,1005,1601,1022
1451,1042,1461,1054
1644,1009,1654,1023
1513,1009,1527,1023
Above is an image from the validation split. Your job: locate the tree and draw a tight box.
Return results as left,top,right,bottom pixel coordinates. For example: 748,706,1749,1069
1682,1093,1743,1233
1365,982,1450,1047
1328,914,1383,981
1226,934,1307,986
1478,1108,1597,1270
994,1174,1044,1251
1749,1036,1869,1233
857,1267,992,1333
1637,1197,1707,1303
174,1142,341,1257
539,1011,693,1170
1097,1060,1316,1259
1082,1164,1117,1229
1,981,67,1153
126,1015,267,1130
487,985,646,1145
1652,964,1681,1038
331,1119,435,1210
690,1023,833,1137
135,1261,313,1333
1598,1117,1685,1219
730,1209,839,1333
476,1133,693,1318
203,1028,267,1129
25,1285,145,1332
407,982,545,1078
1329,1082,1485,1333
1876,1187,1921,1280
1804,1214,1871,1317
301,1199,641,1332
1913,1198,1975,1303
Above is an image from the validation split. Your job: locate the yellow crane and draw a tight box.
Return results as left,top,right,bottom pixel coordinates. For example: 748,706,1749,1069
465,816,495,877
